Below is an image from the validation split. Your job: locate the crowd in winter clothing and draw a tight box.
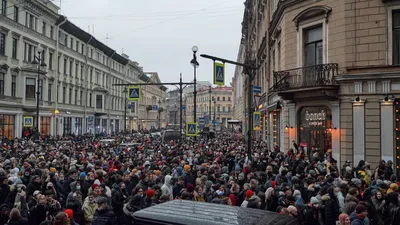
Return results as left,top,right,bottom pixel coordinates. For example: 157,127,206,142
0,132,399,225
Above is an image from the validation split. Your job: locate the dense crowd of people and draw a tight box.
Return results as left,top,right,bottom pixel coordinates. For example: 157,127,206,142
0,131,398,225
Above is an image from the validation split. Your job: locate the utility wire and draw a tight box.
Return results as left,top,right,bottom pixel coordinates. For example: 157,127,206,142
68,7,241,19
71,9,242,21
121,0,238,35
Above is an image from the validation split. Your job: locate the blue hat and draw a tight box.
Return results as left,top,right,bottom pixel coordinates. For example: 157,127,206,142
79,172,86,178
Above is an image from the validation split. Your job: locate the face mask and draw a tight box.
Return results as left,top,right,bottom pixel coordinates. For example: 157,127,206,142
96,190,101,195
76,186,81,190
24,172,29,176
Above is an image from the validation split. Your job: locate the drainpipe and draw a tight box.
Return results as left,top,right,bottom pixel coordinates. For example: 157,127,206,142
54,17,67,135
108,51,116,132
84,36,93,134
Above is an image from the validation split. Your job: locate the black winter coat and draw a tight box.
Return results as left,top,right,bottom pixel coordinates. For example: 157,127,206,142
91,206,118,225
324,198,340,225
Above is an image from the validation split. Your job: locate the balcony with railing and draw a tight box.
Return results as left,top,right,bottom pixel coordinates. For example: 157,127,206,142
270,63,339,100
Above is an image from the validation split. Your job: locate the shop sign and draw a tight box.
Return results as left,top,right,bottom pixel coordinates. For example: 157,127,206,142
301,108,328,127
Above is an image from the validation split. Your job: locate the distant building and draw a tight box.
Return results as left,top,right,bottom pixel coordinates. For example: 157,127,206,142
185,86,233,127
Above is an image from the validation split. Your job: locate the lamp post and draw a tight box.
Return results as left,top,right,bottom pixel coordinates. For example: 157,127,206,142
31,45,47,141
123,87,127,133
213,97,216,130
158,99,161,129
209,86,212,127
190,46,199,126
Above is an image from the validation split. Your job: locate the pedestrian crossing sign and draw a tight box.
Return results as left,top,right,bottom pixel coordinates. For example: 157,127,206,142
127,86,141,101
186,122,198,137
23,116,34,127
214,62,225,86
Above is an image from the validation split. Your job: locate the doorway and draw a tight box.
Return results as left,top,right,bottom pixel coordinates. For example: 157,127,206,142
298,106,332,157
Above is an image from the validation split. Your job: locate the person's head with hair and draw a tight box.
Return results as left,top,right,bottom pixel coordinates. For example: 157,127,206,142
338,213,350,225
287,205,298,217
8,208,21,221
53,212,70,225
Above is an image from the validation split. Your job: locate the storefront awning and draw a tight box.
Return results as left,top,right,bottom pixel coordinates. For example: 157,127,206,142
266,101,282,112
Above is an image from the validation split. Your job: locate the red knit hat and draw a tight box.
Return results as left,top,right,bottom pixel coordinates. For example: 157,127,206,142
92,183,99,189
64,209,73,220
245,190,254,198
146,189,155,198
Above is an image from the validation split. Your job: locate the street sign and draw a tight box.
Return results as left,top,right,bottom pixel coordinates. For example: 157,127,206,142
253,86,261,94
23,116,33,127
253,111,261,131
152,105,159,111
186,122,198,136
182,105,186,110
214,62,225,86
127,86,141,101
199,118,205,125
128,103,132,109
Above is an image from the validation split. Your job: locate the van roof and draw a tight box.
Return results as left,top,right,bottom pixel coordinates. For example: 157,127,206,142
132,200,298,225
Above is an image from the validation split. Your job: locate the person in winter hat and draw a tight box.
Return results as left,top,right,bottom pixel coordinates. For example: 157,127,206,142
91,196,117,225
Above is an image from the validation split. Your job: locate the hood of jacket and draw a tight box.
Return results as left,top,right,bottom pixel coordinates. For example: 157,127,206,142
164,175,172,187
10,168,19,177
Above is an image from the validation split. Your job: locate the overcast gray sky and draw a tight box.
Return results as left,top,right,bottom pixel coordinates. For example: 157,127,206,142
54,0,244,87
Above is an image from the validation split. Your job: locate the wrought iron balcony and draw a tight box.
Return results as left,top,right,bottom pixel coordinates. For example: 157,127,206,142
270,63,339,92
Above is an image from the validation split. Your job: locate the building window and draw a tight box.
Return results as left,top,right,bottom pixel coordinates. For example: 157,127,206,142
50,26,54,39
63,117,72,135
95,72,100,84
304,26,323,66
39,79,43,100
12,38,17,59
80,91,83,105
222,97,225,101
0,115,15,140
69,88,72,104
64,34,68,46
62,86,66,103
69,61,73,76
63,58,67,74
49,52,53,70
24,43,35,62
90,69,93,83
57,56,60,72
96,94,103,109
74,89,77,105
80,65,83,79
40,116,51,135
42,22,46,36
48,83,52,101
89,93,92,107
25,78,36,98
393,11,400,65
25,13,37,30
81,44,84,54
222,106,225,112
0,72,4,96
228,106,231,112
70,38,73,49
11,75,16,97
1,0,6,15
217,97,220,101
0,33,5,56
13,6,18,22
272,111,281,146
90,49,93,58
75,63,78,78
76,40,79,51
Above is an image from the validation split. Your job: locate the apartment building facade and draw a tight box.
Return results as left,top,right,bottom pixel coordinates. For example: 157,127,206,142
0,0,162,137
185,86,233,128
239,0,400,172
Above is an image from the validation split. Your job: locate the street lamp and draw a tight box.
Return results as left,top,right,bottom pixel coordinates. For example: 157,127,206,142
190,46,199,126
213,97,216,130
31,45,47,141
158,99,161,129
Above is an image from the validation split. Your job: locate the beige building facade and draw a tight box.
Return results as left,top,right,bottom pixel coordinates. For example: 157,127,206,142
239,0,400,172
185,86,233,128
